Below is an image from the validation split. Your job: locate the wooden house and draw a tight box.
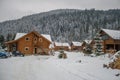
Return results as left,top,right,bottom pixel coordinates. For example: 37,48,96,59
54,42,70,51
5,31,52,55
99,29,120,53
71,41,82,51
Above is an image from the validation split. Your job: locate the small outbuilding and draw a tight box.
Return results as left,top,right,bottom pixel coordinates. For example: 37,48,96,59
71,41,82,51
54,42,70,51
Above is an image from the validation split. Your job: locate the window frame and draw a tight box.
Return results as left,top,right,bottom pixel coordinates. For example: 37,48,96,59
39,38,43,42
25,37,30,41
25,47,29,51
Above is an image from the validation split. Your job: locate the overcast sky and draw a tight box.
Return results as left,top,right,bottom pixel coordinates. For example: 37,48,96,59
0,0,120,22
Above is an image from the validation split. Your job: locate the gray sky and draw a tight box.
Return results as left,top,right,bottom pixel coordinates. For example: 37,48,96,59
0,0,120,22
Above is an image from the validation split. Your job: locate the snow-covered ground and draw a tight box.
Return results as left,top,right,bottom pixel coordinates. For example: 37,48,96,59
0,52,120,80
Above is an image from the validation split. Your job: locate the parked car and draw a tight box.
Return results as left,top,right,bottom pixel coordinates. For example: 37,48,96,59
0,52,9,58
0,47,11,58
12,51,24,57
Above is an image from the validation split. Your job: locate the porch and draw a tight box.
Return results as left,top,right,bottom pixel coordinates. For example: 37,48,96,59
104,44,120,53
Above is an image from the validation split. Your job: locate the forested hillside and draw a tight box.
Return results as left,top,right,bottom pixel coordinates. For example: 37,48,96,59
0,9,120,42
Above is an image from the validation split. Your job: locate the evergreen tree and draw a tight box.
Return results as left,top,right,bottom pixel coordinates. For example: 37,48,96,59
0,9,120,42
0,35,5,48
0,35,4,43
6,33,12,41
94,33,103,56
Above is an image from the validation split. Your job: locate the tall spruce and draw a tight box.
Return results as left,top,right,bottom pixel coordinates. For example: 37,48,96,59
0,35,5,48
94,32,103,55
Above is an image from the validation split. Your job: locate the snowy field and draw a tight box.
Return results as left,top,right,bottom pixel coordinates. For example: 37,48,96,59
0,52,120,80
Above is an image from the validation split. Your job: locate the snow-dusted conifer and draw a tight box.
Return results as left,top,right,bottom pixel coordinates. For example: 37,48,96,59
94,32,103,55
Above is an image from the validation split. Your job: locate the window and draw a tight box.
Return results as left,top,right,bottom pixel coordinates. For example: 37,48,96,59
25,37,30,41
25,47,29,51
39,38,42,42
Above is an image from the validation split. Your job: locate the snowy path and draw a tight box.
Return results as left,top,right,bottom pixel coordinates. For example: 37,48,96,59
0,56,81,80
0,52,120,80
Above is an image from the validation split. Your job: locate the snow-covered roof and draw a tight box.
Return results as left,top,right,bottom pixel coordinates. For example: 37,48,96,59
41,34,52,42
14,32,52,42
84,40,92,44
14,33,27,40
72,41,82,46
54,42,70,47
102,29,120,39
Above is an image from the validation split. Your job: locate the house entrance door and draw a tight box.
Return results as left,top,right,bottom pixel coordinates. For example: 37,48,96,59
34,47,37,54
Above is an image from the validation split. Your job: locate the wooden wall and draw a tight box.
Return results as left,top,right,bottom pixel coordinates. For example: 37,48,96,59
54,46,69,51
17,33,33,55
71,46,82,51
100,30,120,53
6,32,51,55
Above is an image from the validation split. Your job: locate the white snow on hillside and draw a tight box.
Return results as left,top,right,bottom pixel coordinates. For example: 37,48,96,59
0,52,120,80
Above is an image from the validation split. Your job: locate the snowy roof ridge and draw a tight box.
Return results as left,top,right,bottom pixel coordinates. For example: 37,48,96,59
54,42,70,47
84,40,92,44
72,41,82,46
41,34,52,42
102,29,120,39
14,33,27,40
14,32,52,42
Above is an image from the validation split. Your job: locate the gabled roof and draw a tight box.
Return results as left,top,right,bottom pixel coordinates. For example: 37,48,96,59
84,40,92,44
14,32,52,42
6,31,52,44
101,29,120,40
72,41,82,46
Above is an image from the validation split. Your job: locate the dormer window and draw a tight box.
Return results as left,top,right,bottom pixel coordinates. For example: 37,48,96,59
25,37,30,41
